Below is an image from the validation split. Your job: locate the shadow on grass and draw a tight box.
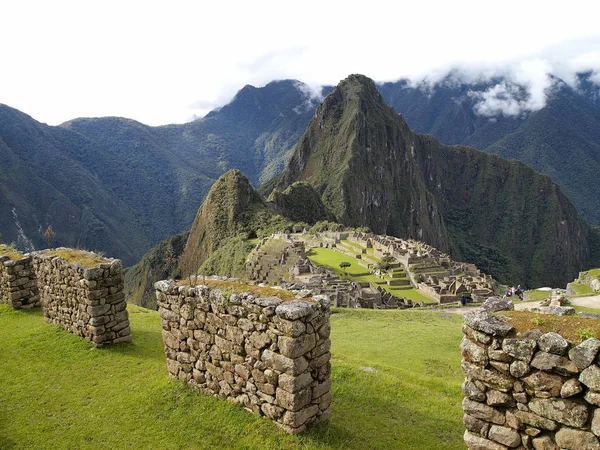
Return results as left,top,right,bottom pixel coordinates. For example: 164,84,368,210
96,327,164,360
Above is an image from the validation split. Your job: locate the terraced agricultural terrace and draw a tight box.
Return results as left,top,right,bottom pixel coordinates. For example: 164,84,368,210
245,231,496,308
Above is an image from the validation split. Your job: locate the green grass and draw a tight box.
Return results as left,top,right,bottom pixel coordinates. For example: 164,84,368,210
524,289,551,301
0,244,24,261
569,282,595,296
0,305,465,449
45,248,109,268
308,247,369,276
307,248,436,303
574,305,600,315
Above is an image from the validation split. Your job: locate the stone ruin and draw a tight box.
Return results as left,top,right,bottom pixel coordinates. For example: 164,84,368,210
155,280,332,433
462,307,600,449
32,249,131,346
0,251,39,309
350,232,495,303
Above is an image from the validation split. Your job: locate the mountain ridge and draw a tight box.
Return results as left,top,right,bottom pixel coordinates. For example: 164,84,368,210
266,74,593,287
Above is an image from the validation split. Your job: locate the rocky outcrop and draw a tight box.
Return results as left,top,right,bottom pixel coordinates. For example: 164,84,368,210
155,280,331,433
462,308,600,449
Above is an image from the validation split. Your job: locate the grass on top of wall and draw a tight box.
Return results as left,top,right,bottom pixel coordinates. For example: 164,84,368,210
0,305,465,449
45,248,110,268
0,245,25,261
178,278,297,301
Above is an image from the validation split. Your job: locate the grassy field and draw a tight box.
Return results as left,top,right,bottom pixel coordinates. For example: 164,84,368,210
307,247,435,304
524,289,551,301
0,305,465,449
568,282,595,296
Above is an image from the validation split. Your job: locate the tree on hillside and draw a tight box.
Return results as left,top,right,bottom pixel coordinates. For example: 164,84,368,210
43,225,56,248
339,261,351,276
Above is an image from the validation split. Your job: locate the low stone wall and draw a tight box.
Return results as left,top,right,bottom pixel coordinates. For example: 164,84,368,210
0,254,39,308
462,308,600,449
155,280,332,433
32,250,131,346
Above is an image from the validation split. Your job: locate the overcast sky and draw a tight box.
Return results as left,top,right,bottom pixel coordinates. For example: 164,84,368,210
1,0,599,126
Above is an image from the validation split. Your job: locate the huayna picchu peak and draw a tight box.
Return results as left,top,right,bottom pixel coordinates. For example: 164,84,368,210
264,74,596,288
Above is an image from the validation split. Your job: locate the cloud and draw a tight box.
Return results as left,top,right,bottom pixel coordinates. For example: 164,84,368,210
463,59,553,117
2,1,600,125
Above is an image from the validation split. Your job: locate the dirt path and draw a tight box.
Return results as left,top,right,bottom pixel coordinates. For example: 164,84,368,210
444,295,600,315
567,295,600,309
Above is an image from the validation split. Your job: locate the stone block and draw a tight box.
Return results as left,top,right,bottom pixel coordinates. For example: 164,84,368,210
463,430,509,450
555,427,600,450
528,398,588,428
276,387,311,412
461,337,489,366
488,424,521,447
463,413,490,437
462,398,505,425
502,338,537,363
568,338,600,370
279,372,313,394
278,334,316,359
531,351,579,376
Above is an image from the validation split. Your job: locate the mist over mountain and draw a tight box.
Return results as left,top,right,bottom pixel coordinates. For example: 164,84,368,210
377,72,600,224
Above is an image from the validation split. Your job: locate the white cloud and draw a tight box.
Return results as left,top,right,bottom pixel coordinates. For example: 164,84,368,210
0,0,599,125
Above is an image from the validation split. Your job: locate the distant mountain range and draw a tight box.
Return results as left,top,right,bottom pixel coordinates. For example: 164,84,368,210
0,80,320,264
1,71,599,278
378,72,600,225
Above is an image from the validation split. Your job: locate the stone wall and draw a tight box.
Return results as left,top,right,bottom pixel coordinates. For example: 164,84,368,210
155,280,332,433
462,308,600,449
32,250,131,346
0,254,39,308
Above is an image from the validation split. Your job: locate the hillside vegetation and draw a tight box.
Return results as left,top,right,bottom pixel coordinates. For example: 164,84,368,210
0,305,464,449
2,72,600,269
0,81,320,264
378,73,600,225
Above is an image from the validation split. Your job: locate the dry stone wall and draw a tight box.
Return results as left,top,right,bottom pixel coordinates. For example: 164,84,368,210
32,250,131,346
155,280,332,433
0,254,39,308
462,308,600,449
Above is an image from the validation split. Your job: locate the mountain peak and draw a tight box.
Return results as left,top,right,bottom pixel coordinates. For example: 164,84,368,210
266,74,592,287
179,169,265,276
